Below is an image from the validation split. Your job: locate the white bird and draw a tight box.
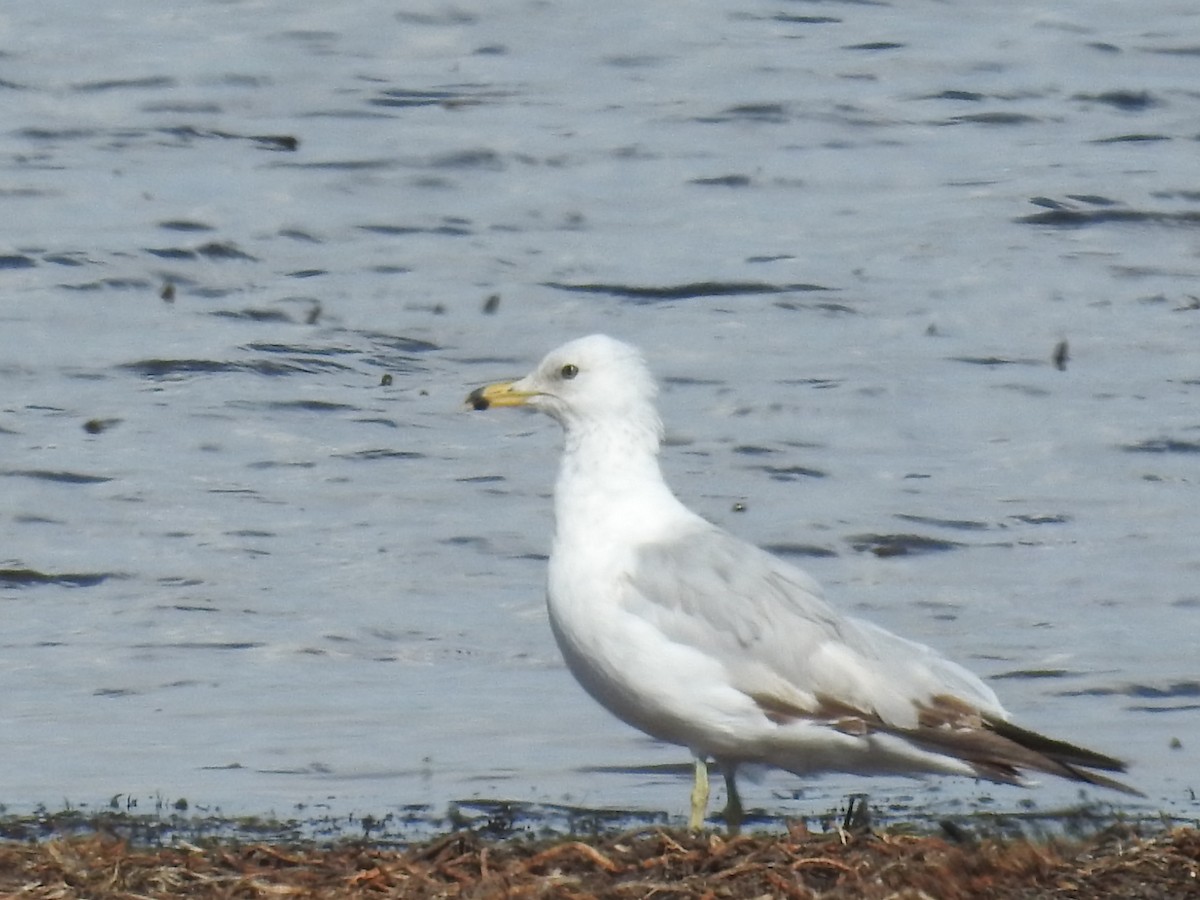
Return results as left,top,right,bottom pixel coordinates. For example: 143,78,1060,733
467,334,1137,832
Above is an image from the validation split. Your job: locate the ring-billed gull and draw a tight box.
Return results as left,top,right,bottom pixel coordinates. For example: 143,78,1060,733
467,334,1137,832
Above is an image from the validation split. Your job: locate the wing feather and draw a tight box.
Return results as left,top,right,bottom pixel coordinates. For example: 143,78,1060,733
625,525,1003,729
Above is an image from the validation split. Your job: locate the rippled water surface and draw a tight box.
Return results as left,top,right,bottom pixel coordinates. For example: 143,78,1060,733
2,1,1198,829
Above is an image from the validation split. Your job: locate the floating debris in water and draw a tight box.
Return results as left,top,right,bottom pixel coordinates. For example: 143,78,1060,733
1018,196,1200,227
1053,339,1069,371
543,280,833,302
847,533,964,557
83,418,121,434
0,567,117,588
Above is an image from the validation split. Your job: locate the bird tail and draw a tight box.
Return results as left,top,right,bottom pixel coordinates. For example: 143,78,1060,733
979,717,1144,797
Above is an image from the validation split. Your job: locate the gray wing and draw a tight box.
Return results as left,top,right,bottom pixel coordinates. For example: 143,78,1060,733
624,524,1004,730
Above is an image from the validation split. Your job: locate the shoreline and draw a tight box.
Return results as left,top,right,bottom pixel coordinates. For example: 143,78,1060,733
1,801,1195,898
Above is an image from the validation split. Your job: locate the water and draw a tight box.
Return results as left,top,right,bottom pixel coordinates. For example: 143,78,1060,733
1,0,1198,831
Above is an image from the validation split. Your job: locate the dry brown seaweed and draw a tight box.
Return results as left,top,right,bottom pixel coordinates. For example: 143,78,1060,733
0,823,1196,898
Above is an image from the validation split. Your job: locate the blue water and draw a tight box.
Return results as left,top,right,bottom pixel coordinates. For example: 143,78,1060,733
1,0,1197,831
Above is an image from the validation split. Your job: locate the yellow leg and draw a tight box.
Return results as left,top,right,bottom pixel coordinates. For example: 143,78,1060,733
688,757,709,831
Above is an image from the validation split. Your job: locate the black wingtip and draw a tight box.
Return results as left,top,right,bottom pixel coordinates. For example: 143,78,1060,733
985,717,1144,796
987,718,1127,773
1062,764,1146,798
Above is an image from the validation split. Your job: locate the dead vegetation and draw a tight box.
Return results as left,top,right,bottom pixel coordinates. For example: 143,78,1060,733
0,821,1196,898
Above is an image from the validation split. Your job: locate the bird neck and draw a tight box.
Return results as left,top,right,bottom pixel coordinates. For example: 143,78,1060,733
554,420,676,531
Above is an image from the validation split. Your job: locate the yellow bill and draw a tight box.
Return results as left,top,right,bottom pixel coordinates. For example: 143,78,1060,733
466,380,537,410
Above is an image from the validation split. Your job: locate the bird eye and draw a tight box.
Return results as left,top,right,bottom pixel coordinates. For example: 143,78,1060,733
560,363,579,380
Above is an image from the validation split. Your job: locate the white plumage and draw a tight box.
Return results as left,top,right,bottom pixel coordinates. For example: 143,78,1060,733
468,334,1136,831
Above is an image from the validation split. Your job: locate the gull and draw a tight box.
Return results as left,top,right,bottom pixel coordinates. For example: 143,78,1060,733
466,334,1138,832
